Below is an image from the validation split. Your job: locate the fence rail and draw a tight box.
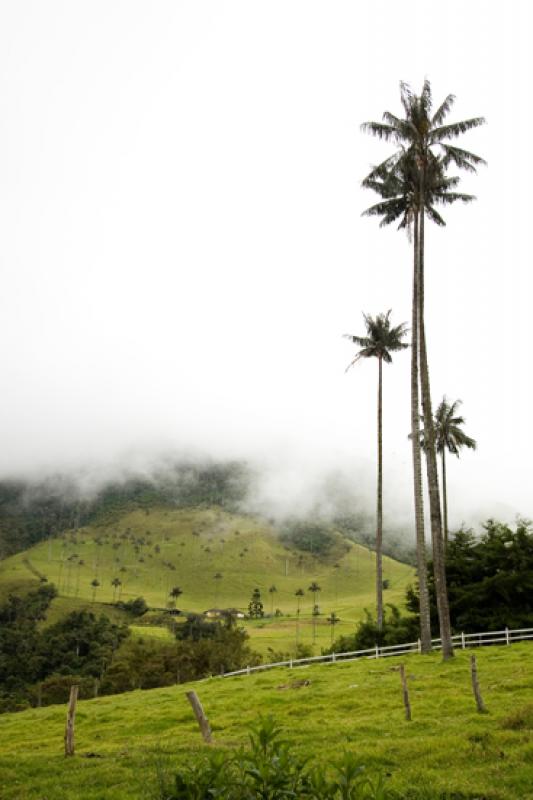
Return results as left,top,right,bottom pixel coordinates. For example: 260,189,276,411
221,626,533,678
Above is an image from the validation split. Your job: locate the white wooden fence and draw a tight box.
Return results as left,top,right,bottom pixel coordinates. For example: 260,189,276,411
221,626,533,678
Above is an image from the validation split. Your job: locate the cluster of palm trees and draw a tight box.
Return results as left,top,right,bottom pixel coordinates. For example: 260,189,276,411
347,81,483,659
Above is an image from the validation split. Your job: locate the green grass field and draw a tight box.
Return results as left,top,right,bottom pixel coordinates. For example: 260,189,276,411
0,643,532,799
0,507,414,654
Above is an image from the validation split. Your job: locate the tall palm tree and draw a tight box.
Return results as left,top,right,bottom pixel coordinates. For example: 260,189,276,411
295,588,304,644
90,578,100,602
213,573,223,606
361,80,485,659
327,612,340,646
268,585,277,615
111,577,121,602
345,310,408,630
170,586,183,609
420,397,477,544
308,581,321,608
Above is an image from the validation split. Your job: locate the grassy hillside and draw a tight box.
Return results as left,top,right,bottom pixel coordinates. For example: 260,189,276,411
0,643,532,799
0,507,414,654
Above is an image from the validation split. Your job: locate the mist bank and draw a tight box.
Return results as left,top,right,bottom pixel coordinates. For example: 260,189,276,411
0,452,394,559
0,448,522,565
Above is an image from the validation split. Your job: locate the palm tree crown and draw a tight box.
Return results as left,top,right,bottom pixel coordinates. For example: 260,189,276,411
344,310,408,370
361,80,486,229
433,397,477,456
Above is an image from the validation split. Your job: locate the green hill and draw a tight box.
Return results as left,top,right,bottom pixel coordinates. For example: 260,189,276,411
0,507,414,654
0,643,532,799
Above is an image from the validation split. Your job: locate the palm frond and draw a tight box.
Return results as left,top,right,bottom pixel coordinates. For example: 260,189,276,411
430,117,486,142
360,122,400,141
432,191,476,206
424,205,446,226
431,93,455,126
441,144,487,172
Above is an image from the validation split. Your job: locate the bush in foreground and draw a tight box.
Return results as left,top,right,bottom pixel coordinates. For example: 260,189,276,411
167,716,388,799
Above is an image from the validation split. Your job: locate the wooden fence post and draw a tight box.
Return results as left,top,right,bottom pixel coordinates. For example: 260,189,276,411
399,664,412,721
64,685,79,756
186,691,213,743
470,655,487,714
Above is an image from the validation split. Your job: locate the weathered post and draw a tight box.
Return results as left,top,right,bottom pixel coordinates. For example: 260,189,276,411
64,685,79,756
399,664,412,721
470,655,487,714
186,691,213,743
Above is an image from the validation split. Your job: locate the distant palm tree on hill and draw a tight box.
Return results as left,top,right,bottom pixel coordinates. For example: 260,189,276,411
90,578,100,602
268,585,277,615
170,586,183,608
111,577,121,602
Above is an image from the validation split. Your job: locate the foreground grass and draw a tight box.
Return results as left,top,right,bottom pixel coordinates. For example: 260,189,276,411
1,644,532,799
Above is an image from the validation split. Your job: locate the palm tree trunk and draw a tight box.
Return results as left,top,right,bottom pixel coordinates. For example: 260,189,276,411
441,449,448,546
411,213,432,654
376,355,383,630
418,201,454,660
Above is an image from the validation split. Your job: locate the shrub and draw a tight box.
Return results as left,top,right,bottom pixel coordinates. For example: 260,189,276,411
167,716,388,799
327,605,419,653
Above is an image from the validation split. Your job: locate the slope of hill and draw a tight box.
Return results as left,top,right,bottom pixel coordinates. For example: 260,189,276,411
0,507,414,654
0,643,532,799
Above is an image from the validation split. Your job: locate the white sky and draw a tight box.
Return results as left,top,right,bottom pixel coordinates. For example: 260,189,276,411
0,1,531,528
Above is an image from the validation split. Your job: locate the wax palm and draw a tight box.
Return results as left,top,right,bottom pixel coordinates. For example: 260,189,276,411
345,310,407,630
361,81,485,659
419,397,477,545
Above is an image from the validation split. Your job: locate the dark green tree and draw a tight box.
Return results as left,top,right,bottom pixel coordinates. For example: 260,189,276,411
406,519,533,633
362,80,485,659
345,310,408,630
248,588,264,619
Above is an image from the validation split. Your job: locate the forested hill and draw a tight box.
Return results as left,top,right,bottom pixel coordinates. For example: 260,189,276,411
0,461,250,558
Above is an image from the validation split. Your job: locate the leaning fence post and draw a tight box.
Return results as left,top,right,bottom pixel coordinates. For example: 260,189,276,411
470,655,487,714
186,691,213,743
399,664,412,721
461,631,466,649
64,685,79,756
